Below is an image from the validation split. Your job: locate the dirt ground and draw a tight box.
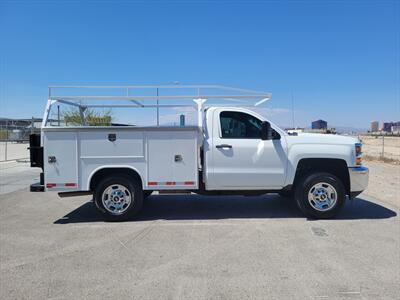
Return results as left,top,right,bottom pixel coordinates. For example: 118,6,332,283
360,135,400,162
363,159,399,208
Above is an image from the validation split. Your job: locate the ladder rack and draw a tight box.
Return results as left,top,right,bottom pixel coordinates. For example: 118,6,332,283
43,85,272,127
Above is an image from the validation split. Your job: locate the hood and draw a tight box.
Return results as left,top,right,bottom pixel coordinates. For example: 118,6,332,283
286,133,359,145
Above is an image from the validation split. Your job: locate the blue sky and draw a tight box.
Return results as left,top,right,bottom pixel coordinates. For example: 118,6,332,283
0,0,399,128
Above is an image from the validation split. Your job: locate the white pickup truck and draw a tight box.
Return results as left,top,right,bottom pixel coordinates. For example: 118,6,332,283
29,85,369,220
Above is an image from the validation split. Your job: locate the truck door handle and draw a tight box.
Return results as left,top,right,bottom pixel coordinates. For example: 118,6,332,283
216,144,232,149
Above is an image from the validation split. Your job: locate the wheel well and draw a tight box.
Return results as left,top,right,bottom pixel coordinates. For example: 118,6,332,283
89,168,143,191
293,158,350,195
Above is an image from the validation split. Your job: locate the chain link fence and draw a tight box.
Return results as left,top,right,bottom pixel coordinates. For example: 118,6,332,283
359,134,400,163
0,119,41,162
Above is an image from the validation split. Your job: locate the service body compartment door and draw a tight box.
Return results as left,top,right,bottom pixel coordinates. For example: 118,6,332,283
147,130,198,189
43,131,78,191
79,131,144,158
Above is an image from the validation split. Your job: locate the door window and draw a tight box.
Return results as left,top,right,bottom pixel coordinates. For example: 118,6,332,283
220,111,262,139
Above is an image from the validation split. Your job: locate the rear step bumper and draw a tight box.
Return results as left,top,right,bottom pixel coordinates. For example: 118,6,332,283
30,182,45,192
30,172,45,192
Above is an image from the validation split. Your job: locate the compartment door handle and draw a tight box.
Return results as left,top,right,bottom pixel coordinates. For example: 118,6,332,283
108,133,116,142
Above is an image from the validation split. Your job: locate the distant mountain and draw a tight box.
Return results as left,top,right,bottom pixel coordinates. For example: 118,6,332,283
280,124,368,134
331,126,368,134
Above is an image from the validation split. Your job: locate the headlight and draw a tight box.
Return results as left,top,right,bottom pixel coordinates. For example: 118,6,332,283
355,143,363,165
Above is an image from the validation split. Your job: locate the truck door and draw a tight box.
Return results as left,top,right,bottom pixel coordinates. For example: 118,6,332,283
209,109,287,190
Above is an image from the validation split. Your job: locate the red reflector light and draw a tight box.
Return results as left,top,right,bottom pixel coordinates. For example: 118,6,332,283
46,183,56,188
148,182,157,186
184,181,195,185
166,181,176,185
65,183,76,187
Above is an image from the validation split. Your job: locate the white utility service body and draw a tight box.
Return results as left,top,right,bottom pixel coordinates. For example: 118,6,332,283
30,85,369,220
42,126,200,192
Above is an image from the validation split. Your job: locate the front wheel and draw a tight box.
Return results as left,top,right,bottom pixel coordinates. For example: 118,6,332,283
294,172,345,219
94,175,143,221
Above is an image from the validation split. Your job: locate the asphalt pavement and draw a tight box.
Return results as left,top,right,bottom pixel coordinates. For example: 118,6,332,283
0,161,41,195
0,162,399,299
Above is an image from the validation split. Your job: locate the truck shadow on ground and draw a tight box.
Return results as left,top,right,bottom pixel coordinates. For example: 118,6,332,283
54,194,397,224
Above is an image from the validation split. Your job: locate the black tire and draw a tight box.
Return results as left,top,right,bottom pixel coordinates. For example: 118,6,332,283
143,191,153,199
94,175,143,221
294,172,346,219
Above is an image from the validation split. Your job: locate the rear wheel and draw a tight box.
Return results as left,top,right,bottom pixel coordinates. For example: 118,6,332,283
294,172,345,219
94,175,143,221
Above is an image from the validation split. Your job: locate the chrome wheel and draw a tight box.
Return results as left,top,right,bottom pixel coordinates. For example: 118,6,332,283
308,182,337,212
102,184,132,215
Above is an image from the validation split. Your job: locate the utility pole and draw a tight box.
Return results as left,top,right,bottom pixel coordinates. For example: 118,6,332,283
156,88,159,126
5,125,8,161
291,91,295,128
57,105,60,126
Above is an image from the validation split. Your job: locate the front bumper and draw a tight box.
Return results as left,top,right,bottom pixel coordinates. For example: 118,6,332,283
348,166,369,198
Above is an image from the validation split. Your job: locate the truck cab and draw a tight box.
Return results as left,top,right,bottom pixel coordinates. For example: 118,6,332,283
203,107,287,191
29,85,369,221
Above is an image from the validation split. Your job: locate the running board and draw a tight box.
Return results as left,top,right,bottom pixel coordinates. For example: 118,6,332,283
158,190,192,194
58,191,93,198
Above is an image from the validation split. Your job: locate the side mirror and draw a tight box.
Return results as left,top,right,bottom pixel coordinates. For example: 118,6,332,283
261,121,273,140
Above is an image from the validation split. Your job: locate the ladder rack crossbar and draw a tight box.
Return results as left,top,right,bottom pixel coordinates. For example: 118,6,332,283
43,85,272,128
50,95,271,101
48,84,269,95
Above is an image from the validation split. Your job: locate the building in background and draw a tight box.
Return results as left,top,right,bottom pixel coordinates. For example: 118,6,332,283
391,121,400,134
381,121,400,134
311,119,327,130
392,125,400,135
392,121,400,128
370,121,379,132
382,122,392,132
179,114,185,126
